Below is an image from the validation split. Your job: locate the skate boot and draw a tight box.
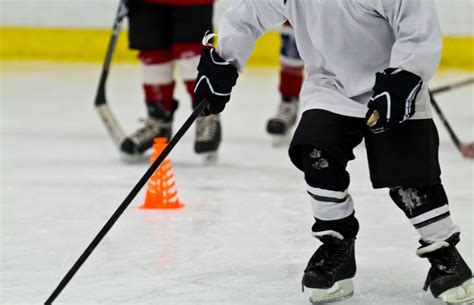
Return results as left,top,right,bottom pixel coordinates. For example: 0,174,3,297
194,114,221,165
120,103,174,159
302,231,356,304
417,233,474,305
266,96,298,146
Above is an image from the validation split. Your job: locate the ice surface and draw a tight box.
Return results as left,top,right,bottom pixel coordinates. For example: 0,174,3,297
1,62,473,305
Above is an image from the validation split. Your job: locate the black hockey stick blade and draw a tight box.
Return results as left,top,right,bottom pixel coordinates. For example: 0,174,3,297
94,0,128,146
431,78,474,95
45,99,210,305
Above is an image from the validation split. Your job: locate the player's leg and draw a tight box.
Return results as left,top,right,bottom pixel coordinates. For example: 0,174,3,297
122,3,176,155
172,4,220,163
289,110,364,303
267,22,304,145
365,119,473,304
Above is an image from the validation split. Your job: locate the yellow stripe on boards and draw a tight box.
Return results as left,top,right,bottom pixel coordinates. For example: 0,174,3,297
440,36,474,71
0,27,138,62
0,27,473,71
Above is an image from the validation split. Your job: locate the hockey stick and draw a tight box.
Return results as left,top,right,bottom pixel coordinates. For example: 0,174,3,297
95,0,128,147
45,99,210,304
429,91,474,159
430,78,474,96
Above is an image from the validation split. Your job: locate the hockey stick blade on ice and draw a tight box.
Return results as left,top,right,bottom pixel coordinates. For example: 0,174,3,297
45,99,210,304
95,0,128,147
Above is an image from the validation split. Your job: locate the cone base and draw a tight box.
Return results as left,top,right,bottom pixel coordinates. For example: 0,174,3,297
139,202,185,210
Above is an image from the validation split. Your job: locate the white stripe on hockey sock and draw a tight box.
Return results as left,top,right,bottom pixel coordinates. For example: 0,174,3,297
306,184,348,200
310,193,354,221
178,56,200,81
416,217,460,243
141,62,174,85
409,204,450,226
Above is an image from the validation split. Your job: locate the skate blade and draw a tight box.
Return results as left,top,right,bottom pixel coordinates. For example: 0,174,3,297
198,152,218,165
440,278,474,305
306,279,354,304
119,152,149,164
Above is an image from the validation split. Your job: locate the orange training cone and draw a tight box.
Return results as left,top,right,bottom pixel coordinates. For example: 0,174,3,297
140,138,184,210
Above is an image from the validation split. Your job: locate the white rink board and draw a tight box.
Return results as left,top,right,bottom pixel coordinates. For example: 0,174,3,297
1,63,473,304
0,0,473,36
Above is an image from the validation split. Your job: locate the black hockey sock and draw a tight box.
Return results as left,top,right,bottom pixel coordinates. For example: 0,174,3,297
282,96,298,103
145,100,178,121
312,212,359,238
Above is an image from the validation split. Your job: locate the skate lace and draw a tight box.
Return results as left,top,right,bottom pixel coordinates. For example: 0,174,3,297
130,118,170,145
429,248,458,273
321,244,349,273
308,243,349,274
424,247,459,291
196,116,219,142
273,101,298,124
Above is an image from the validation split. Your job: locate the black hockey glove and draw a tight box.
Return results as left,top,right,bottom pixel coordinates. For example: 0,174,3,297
366,68,423,133
194,48,239,116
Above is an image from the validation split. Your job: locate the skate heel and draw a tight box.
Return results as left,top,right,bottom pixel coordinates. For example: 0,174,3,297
306,279,354,304
439,278,474,305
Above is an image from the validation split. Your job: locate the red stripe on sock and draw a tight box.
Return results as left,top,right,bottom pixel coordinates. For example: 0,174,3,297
138,50,173,65
143,82,176,112
172,43,203,60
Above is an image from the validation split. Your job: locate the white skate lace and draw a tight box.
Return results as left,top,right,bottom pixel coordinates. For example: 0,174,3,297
196,115,219,142
273,100,298,126
130,118,171,145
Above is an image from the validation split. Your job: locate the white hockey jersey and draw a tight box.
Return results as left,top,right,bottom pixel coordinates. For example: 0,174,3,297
216,0,442,119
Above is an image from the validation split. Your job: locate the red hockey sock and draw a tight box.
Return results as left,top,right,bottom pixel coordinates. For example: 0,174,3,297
143,82,176,112
138,50,176,113
279,65,304,98
184,80,196,104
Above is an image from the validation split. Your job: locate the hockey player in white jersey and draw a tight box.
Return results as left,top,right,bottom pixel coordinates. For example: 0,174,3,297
192,0,474,304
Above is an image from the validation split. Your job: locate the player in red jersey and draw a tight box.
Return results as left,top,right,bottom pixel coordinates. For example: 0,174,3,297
121,0,220,163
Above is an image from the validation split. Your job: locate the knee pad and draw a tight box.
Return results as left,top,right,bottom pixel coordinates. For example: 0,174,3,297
301,146,349,191
390,185,459,241
301,146,354,224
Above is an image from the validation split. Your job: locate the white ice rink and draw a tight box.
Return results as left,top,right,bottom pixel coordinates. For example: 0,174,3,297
1,62,473,305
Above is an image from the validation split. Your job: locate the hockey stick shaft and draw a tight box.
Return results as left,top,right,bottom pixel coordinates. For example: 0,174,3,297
429,92,461,148
95,0,128,145
431,78,474,95
95,1,127,107
45,99,210,305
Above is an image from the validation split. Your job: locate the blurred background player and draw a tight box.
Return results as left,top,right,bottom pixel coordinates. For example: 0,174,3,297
121,0,220,162
266,22,304,145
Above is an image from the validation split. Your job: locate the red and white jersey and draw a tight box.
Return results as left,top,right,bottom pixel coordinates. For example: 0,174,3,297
217,0,442,119
139,0,213,5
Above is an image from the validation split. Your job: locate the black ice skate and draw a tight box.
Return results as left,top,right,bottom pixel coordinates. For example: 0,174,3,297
194,114,221,164
417,233,474,305
120,103,174,160
302,230,356,304
266,96,298,146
